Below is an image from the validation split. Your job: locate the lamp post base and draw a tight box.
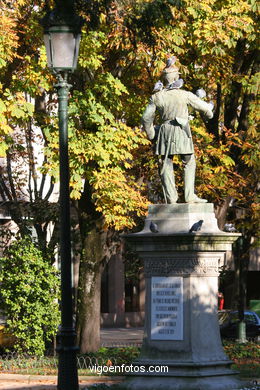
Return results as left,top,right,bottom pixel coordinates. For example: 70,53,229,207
57,329,79,390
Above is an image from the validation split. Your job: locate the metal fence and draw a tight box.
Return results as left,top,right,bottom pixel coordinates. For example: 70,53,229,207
222,337,259,343
101,341,142,348
0,352,120,374
0,352,57,373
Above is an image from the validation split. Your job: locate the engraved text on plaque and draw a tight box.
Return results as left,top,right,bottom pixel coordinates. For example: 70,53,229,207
151,276,183,340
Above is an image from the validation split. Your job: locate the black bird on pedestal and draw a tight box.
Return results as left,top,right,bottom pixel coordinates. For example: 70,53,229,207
189,220,204,233
150,221,159,233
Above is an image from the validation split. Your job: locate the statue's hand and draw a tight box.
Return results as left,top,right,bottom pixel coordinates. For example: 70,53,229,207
208,101,214,111
146,124,156,141
154,125,160,141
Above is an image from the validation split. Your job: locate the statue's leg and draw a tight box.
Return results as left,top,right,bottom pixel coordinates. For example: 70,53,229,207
160,155,178,203
182,154,207,203
182,154,195,201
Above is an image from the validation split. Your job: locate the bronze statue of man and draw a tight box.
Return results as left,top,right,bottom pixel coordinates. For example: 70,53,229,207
142,57,213,204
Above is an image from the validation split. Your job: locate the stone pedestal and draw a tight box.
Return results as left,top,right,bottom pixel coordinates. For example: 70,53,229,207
122,204,245,390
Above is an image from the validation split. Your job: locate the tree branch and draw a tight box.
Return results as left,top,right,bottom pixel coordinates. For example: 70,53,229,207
44,179,55,201
0,174,12,201
6,151,18,202
26,121,39,201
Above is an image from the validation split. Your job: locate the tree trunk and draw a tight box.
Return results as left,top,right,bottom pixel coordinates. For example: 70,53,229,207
76,219,106,353
214,196,232,230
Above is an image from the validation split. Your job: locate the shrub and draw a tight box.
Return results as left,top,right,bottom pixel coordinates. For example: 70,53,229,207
0,236,60,356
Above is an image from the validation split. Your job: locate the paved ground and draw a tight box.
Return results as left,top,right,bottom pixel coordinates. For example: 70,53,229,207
0,374,124,389
100,327,143,347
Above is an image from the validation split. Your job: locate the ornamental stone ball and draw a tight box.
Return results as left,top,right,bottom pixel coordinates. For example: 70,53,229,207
142,56,213,204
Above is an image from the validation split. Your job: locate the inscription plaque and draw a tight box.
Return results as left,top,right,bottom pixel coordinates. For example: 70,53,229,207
151,276,183,340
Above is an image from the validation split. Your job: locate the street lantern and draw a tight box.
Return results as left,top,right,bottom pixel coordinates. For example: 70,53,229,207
41,2,83,390
41,0,82,72
43,24,81,72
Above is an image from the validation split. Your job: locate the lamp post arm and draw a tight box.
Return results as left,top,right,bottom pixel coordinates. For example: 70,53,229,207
54,0,76,15
55,0,75,10
41,0,83,32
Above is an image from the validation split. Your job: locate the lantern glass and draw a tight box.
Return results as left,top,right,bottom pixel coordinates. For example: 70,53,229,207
43,26,81,71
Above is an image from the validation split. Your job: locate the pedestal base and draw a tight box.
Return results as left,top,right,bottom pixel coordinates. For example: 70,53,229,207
121,349,246,389
141,204,221,234
122,204,244,390
122,370,245,390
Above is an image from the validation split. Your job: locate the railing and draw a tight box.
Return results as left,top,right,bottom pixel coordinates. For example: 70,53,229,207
0,352,119,374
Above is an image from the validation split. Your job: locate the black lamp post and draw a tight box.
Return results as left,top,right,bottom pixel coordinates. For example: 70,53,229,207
41,2,83,389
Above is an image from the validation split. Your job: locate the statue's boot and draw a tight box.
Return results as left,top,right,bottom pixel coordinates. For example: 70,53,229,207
183,154,207,203
161,156,178,203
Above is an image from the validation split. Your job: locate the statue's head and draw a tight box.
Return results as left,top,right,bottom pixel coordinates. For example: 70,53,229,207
162,56,181,86
163,67,180,86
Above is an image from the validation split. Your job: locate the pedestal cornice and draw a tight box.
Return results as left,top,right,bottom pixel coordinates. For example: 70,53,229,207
123,232,241,253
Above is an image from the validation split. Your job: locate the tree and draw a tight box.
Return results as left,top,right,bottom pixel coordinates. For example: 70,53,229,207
0,1,59,258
